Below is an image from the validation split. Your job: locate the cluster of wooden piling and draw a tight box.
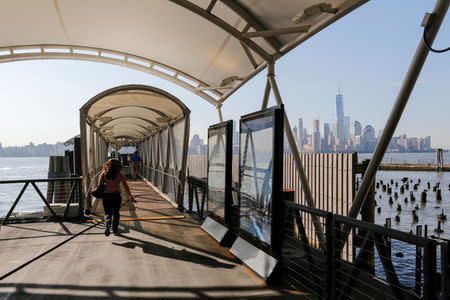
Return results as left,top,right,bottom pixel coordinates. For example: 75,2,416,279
357,175,447,235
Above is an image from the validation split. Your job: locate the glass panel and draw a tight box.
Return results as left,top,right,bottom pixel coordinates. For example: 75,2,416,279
152,135,157,165
93,131,97,168
239,115,274,244
173,121,185,170
160,130,167,166
85,123,90,170
208,126,227,220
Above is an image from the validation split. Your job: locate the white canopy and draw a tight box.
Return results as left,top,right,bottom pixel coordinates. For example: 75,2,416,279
0,0,367,106
81,85,190,142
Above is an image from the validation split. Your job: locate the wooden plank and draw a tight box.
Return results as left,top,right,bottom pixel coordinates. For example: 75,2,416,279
333,154,338,215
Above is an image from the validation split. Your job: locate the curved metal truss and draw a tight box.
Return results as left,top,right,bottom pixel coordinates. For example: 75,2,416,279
0,44,221,106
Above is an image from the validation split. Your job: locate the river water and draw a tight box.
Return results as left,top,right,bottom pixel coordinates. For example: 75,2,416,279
0,154,447,288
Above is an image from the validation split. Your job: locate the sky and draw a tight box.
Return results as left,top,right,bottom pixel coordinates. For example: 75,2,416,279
0,0,448,148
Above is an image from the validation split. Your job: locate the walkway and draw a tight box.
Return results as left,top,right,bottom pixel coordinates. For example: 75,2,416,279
0,180,304,299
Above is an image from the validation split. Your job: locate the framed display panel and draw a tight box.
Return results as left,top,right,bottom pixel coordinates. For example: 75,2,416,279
207,120,233,225
238,105,284,252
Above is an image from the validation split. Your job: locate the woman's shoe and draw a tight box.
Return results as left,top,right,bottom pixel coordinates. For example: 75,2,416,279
104,229,110,236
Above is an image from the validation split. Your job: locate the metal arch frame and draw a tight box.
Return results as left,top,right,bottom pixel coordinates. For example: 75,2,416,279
81,84,190,122
94,106,170,119
0,44,221,106
100,116,159,128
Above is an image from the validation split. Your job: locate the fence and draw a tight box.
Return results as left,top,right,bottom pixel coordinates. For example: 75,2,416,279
282,200,444,300
0,177,83,224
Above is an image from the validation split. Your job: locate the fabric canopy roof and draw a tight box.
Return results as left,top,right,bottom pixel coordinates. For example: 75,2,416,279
0,0,367,107
81,85,190,143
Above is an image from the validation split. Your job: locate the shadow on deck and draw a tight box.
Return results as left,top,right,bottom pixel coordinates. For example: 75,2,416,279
0,180,309,299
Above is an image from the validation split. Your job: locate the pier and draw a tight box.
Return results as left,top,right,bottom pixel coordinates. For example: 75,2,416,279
0,180,296,299
0,0,449,299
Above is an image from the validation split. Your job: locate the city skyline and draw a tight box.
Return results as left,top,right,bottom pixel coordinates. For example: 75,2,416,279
189,88,436,154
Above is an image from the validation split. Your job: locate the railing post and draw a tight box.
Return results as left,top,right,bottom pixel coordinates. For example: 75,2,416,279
333,219,342,298
415,225,423,295
188,177,193,213
325,212,335,300
423,240,437,300
442,242,450,300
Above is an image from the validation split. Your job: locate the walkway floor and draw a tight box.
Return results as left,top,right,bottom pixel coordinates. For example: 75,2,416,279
0,180,306,299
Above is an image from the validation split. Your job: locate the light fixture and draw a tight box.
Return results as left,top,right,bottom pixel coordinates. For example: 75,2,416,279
292,3,338,24
220,75,243,87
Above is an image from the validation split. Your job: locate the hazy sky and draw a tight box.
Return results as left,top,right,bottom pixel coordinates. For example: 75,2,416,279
0,0,448,148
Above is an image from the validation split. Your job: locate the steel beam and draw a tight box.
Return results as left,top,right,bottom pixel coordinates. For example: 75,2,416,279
219,0,282,51
341,0,449,249
168,0,271,62
267,62,325,247
241,26,311,39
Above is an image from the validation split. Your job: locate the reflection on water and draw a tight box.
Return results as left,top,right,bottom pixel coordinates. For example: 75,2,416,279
0,157,49,216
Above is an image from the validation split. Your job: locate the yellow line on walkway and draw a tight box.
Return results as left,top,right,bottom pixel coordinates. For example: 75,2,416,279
87,215,185,223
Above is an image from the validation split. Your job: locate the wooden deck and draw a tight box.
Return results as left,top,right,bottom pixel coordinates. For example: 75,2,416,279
0,180,305,299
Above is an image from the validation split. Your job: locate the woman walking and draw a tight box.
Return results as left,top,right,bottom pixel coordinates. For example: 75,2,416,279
98,159,133,236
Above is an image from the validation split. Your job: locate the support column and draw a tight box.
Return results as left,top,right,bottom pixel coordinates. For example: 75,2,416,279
217,104,223,123
114,141,119,159
341,0,449,250
261,78,271,110
89,121,95,175
267,62,325,247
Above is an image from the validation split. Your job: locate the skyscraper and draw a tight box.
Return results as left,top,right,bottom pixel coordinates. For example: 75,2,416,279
344,116,350,140
313,119,320,132
336,92,344,121
336,89,345,144
352,120,362,137
323,123,331,152
323,123,330,141
293,126,298,144
298,118,304,147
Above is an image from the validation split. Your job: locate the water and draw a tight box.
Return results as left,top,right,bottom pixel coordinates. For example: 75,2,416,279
0,157,49,216
358,151,449,164
1,154,447,288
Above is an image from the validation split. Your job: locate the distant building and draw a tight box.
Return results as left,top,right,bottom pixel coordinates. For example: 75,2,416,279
313,119,320,132
189,134,204,154
293,126,298,144
323,123,330,141
336,119,345,145
312,131,320,152
336,92,344,121
298,118,304,147
352,120,362,137
363,125,377,152
344,116,350,140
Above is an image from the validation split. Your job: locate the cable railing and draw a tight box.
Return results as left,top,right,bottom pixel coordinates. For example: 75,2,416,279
0,177,83,225
138,165,184,207
281,200,444,300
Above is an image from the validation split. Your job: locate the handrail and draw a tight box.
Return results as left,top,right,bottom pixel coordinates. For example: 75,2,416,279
141,165,182,186
0,177,82,184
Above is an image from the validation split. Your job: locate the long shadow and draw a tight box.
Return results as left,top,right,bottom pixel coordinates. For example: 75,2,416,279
120,222,237,264
0,282,303,299
138,219,199,229
2,224,67,235
0,232,105,242
113,234,235,269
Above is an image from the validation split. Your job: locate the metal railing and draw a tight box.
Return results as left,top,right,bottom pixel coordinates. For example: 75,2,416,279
139,165,184,207
186,176,208,218
281,200,443,300
0,177,83,225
